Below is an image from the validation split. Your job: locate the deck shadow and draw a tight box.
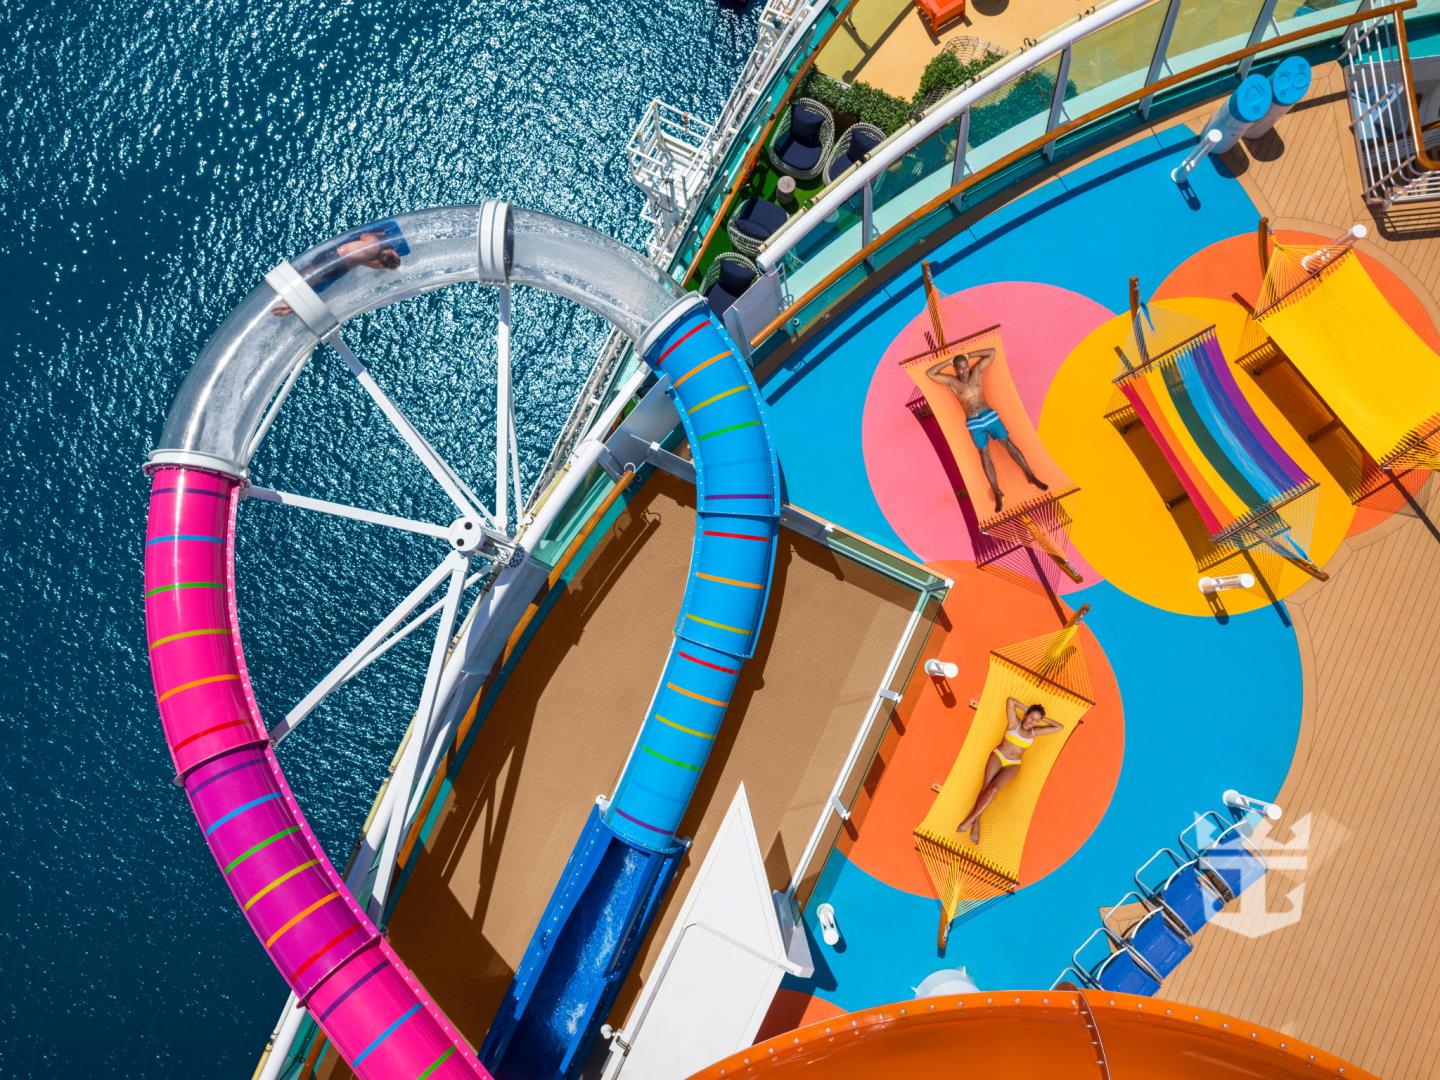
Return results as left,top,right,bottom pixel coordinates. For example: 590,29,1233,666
375,471,918,1058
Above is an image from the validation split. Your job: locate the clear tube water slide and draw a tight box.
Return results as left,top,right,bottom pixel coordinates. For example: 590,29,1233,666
144,204,685,1080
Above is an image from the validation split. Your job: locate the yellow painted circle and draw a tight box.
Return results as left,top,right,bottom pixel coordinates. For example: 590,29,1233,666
1038,298,1354,616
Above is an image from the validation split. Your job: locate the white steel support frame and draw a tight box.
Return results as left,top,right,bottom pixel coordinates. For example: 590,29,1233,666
368,554,470,912
252,202,608,1075
629,0,829,261
495,283,517,530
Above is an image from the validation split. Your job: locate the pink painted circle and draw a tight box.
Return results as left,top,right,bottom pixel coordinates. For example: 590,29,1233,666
861,281,1113,592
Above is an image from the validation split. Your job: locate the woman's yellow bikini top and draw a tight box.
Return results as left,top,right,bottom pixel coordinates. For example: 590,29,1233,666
1004,729,1034,750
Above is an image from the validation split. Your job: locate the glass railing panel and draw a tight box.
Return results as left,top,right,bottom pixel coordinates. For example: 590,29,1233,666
1062,0,1170,115
960,150,1051,209
870,119,963,233
787,255,872,339
869,203,960,274
966,53,1065,172
529,463,616,567
1268,0,1364,38
777,191,866,302
1166,0,1269,71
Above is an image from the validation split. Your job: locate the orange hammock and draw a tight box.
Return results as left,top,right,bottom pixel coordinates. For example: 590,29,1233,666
901,265,1082,582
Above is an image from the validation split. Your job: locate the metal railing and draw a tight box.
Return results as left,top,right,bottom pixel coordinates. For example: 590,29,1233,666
743,0,1422,357
627,101,717,255
525,0,840,516
784,583,945,908
1341,8,1440,205
629,0,836,265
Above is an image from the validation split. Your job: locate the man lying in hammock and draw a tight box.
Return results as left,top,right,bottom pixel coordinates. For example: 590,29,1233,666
926,350,1048,513
956,697,1065,844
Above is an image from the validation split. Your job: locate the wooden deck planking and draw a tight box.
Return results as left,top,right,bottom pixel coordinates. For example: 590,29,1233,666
1229,61,1440,316
1162,479,1440,1079
323,471,918,1070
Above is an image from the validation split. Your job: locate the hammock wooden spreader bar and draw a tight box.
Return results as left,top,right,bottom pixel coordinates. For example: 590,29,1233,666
1113,279,1327,580
914,607,1095,948
1250,225,1440,475
900,264,1084,583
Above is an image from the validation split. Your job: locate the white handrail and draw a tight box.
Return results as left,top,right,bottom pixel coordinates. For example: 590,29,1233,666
756,0,1156,272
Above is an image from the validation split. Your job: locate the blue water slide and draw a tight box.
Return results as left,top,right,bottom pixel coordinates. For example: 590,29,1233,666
481,297,781,1078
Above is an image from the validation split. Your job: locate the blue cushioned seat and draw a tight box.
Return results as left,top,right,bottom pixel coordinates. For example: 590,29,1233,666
1136,848,1227,935
730,198,787,242
1126,907,1192,978
703,256,758,316
1092,948,1163,995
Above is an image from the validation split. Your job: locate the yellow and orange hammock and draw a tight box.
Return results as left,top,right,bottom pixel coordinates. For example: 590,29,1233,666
914,614,1094,948
1249,239,1440,477
1111,299,1325,579
900,265,1082,582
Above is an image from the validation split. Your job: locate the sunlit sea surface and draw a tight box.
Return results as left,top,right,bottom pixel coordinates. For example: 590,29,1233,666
0,0,757,1071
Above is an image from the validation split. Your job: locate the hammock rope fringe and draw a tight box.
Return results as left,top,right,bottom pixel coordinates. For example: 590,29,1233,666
1113,293,1326,580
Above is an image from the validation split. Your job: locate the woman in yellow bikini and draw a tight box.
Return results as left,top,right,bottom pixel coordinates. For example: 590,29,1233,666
956,698,1065,844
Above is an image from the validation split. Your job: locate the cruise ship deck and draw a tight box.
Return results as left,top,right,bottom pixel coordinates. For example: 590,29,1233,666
746,80,1440,1078
136,2,1440,1078
342,76,1433,1075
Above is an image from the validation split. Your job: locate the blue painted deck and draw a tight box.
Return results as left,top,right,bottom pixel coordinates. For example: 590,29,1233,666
762,125,1260,558
753,125,1304,1014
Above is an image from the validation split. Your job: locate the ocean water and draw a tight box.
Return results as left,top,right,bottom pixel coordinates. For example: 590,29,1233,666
0,0,757,1073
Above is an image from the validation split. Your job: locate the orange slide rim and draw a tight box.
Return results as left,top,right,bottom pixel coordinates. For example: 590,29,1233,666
688,989,1375,1079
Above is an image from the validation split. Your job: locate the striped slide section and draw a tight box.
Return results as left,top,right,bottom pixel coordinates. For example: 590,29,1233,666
145,467,487,1079
604,301,781,850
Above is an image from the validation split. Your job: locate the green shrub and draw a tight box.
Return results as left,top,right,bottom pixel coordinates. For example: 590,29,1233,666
797,71,911,135
795,48,1008,143
914,49,1005,112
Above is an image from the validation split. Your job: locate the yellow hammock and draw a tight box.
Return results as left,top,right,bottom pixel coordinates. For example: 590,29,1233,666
914,611,1095,948
1252,240,1440,473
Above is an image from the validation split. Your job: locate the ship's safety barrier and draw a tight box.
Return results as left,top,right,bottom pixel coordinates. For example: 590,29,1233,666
688,0,1430,362
1341,7,1440,206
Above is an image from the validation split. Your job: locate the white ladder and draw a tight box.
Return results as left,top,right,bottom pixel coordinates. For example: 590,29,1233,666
626,0,822,262
1341,10,1440,207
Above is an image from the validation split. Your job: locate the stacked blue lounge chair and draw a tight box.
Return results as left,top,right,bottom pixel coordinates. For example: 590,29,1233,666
1053,798,1272,995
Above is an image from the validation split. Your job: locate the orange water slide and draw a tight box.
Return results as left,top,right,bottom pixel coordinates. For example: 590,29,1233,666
690,990,1374,1078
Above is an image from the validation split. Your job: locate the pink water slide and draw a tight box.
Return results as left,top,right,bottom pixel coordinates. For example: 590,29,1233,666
145,465,488,1079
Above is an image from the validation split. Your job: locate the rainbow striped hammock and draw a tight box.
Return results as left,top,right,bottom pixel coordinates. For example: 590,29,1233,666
1109,302,1326,580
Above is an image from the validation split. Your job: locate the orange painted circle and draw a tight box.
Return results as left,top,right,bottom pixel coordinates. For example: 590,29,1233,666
838,560,1123,897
